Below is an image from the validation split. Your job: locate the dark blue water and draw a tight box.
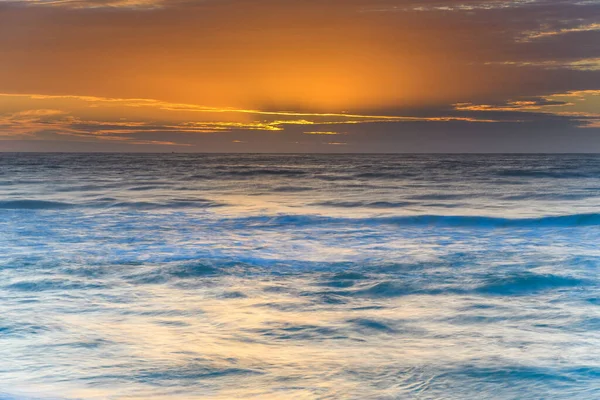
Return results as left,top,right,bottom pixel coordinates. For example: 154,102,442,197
1,153,599,399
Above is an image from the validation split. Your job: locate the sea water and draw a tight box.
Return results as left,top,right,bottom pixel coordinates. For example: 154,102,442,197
0,153,599,399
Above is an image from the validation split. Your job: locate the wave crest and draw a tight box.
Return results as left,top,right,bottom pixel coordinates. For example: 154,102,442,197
0,200,74,210
235,213,600,228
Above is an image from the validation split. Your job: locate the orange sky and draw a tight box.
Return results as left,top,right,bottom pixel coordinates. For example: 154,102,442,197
1,0,600,151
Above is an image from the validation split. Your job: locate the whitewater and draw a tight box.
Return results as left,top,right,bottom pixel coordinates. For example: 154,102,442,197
0,153,599,399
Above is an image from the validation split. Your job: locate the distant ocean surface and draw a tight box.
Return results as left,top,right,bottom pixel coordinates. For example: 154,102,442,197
1,153,599,399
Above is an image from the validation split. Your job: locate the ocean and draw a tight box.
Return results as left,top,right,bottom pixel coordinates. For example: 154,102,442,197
0,153,599,399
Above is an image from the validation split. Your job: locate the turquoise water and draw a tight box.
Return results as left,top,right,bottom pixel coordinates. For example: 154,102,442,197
1,154,599,399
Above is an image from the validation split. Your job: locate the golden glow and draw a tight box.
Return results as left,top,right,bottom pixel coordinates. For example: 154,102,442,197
0,93,501,145
0,0,541,115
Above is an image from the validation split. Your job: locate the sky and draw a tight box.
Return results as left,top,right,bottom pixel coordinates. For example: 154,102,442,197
0,0,599,152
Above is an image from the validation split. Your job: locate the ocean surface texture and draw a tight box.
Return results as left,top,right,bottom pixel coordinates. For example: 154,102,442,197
1,153,599,400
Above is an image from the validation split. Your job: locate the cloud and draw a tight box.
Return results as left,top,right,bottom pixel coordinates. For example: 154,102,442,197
7,0,167,9
0,108,195,145
484,58,600,71
0,92,505,146
363,0,541,13
520,22,600,41
454,90,600,127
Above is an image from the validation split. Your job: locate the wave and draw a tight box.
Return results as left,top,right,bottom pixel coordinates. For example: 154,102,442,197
5,279,105,292
501,193,598,201
0,198,224,210
475,273,585,295
134,365,263,385
352,172,411,179
0,200,74,210
312,200,413,208
271,186,314,193
407,194,469,200
107,199,224,209
496,170,596,179
127,185,171,191
124,261,258,284
312,271,587,300
233,213,600,228
218,168,308,177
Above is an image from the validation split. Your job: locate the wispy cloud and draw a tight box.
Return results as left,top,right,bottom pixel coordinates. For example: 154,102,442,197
0,110,194,145
520,22,600,41
484,58,600,71
363,0,540,13
455,90,600,127
9,0,166,9
0,92,503,146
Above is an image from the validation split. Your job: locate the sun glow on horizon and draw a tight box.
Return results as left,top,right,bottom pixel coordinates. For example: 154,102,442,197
1,0,599,151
